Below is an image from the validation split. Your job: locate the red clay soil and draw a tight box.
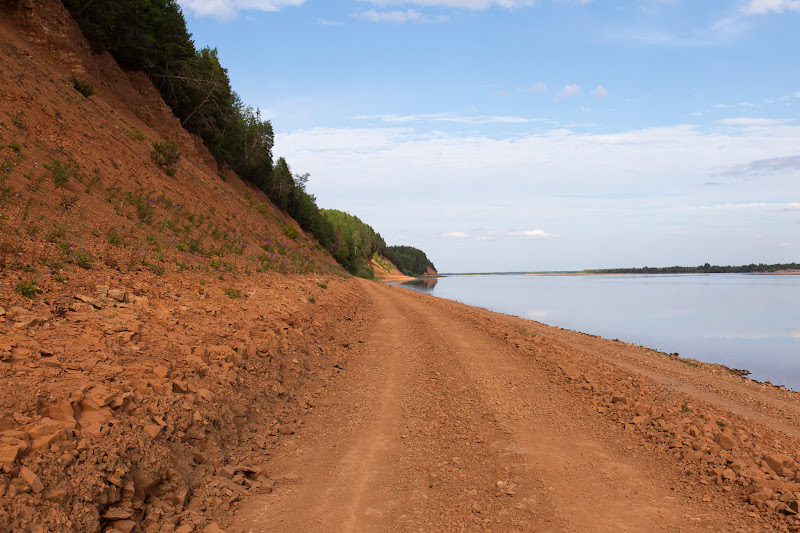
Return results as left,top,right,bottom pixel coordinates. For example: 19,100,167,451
2,2,800,533
226,281,800,532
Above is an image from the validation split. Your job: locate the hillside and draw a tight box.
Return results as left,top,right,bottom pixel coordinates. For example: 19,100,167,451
0,2,356,531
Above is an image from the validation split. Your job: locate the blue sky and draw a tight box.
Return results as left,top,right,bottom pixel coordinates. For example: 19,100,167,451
178,0,800,272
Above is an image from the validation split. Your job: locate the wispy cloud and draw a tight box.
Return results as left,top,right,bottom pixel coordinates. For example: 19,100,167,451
507,230,559,239
317,17,343,25
698,202,800,211
742,0,800,15
440,231,471,238
357,8,426,22
716,155,800,177
521,82,548,94
558,84,582,99
179,0,305,18
355,112,537,124
718,117,793,126
360,0,536,9
591,85,608,100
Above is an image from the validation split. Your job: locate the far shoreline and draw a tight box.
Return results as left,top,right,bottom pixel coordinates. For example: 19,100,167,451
437,270,800,277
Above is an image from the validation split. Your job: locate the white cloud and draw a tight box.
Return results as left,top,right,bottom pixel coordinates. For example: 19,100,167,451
441,232,471,238
356,112,535,124
558,84,582,99
179,0,305,18
276,121,800,271
742,0,800,14
317,18,343,25
796,91,800,98
358,8,424,22
591,85,608,100
361,0,535,9
718,117,793,126
716,155,800,177
507,230,559,239
698,202,800,211
778,242,793,247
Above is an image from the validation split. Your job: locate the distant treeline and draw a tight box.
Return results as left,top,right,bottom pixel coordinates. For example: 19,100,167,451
384,246,437,277
319,210,385,279
582,263,799,274
62,0,436,277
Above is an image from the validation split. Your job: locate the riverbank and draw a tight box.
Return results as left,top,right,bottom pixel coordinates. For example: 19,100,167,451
226,280,800,532
3,275,800,531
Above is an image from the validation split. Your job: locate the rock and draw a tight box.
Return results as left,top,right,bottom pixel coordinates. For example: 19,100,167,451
277,424,295,435
714,433,735,451
204,523,227,533
749,489,774,504
153,365,169,379
103,507,133,520
560,365,580,380
74,294,103,308
107,289,127,302
0,437,29,467
764,453,793,473
43,488,67,502
197,388,213,401
220,464,236,479
19,466,44,493
108,520,136,533
611,394,628,404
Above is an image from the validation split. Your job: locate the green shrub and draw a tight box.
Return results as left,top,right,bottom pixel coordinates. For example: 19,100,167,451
150,139,180,176
125,192,155,224
46,159,78,188
224,287,239,299
108,229,125,246
74,252,93,269
17,280,37,298
283,224,299,240
69,75,95,98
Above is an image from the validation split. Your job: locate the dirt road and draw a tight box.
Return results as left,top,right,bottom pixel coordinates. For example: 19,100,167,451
228,280,769,532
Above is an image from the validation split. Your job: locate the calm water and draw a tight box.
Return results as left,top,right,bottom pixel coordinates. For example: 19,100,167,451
397,274,800,391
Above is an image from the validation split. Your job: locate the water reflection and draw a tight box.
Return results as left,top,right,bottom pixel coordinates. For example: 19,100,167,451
401,278,438,292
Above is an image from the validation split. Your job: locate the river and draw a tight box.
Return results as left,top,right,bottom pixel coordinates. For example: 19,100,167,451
396,273,800,391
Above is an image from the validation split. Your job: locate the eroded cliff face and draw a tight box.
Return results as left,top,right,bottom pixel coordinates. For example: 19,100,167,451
0,1,356,531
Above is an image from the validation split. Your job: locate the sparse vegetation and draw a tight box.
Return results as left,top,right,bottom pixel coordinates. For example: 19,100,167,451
16,280,37,298
150,139,180,176
46,159,79,188
69,75,95,98
59,194,78,212
224,287,240,299
125,192,155,224
74,251,94,270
